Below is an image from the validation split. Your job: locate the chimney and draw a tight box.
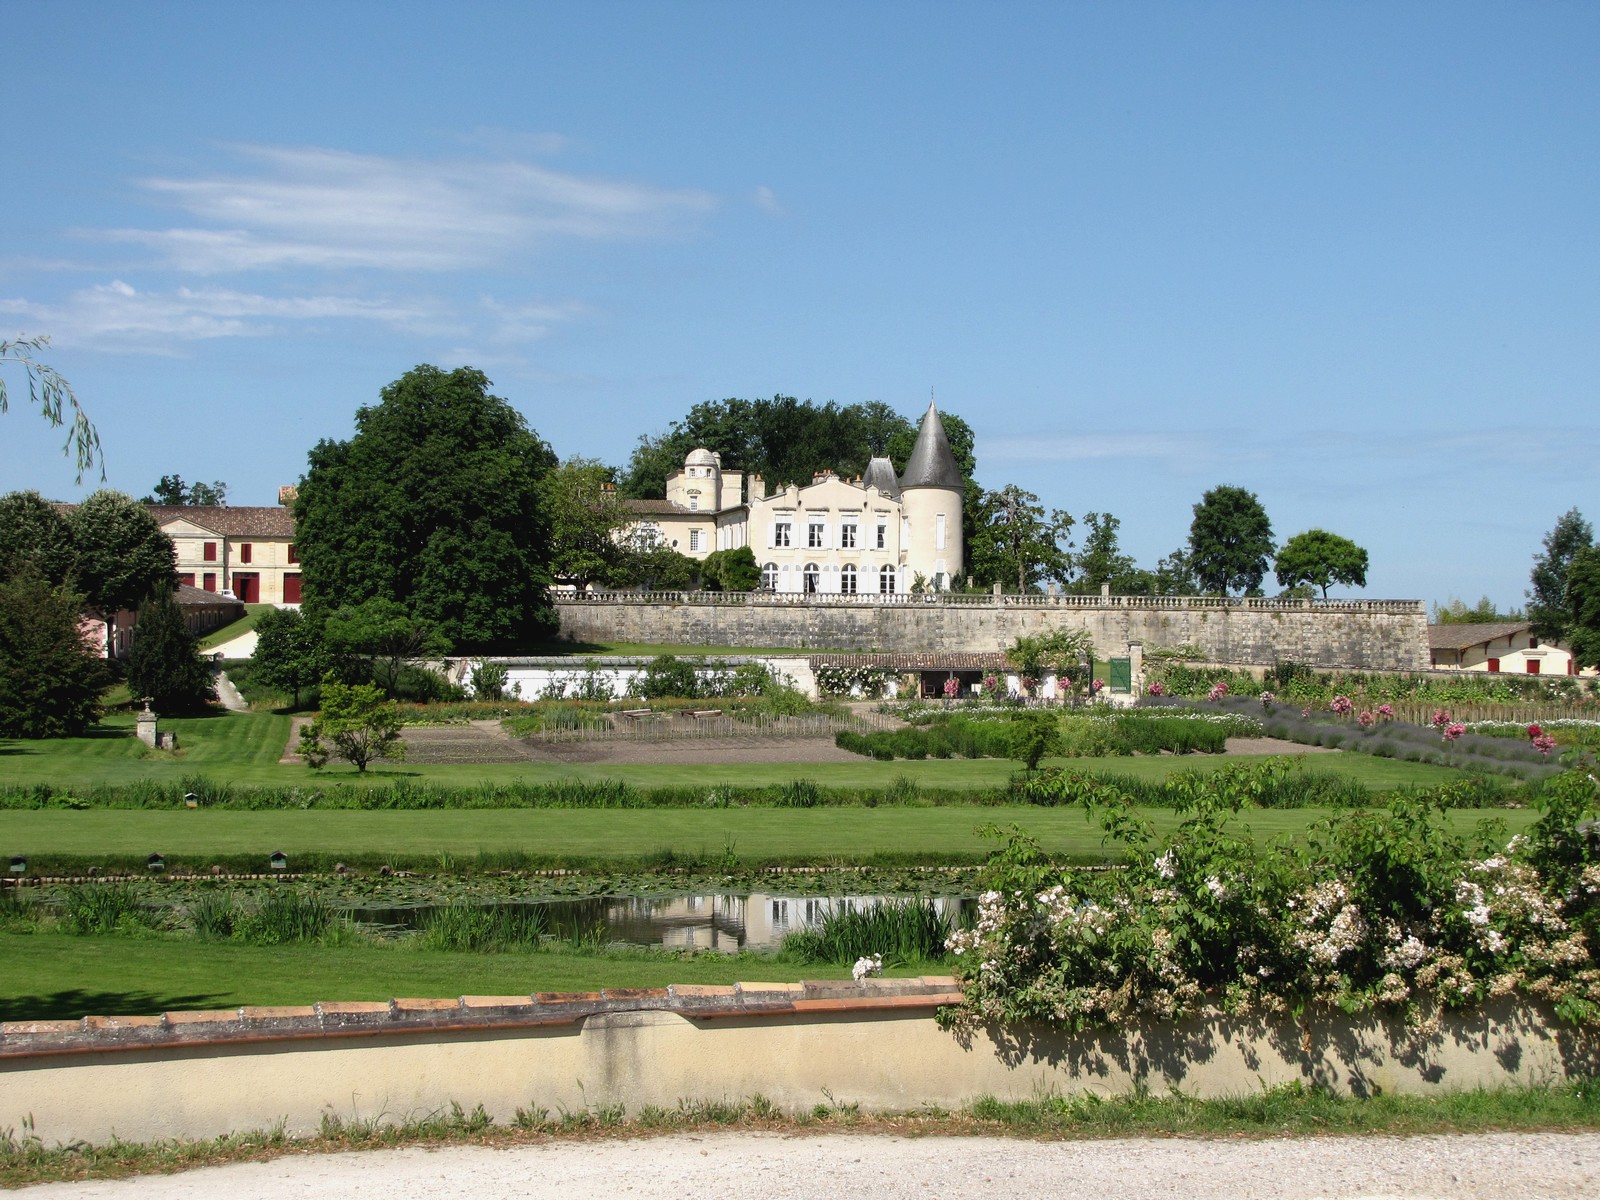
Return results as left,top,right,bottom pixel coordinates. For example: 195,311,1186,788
277,486,299,507
750,474,766,500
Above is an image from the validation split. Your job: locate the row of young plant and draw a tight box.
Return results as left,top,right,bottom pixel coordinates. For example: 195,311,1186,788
0,758,1541,814
939,767,1600,1035
1151,660,1600,707
836,710,1260,762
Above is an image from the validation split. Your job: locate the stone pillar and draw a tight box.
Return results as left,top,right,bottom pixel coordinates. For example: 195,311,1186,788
1128,640,1145,697
135,700,159,749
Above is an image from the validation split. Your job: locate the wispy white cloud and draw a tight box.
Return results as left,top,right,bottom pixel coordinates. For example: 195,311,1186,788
754,185,784,216
478,296,586,344
96,144,717,274
0,279,446,352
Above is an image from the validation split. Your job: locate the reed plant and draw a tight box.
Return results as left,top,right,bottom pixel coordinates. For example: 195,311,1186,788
782,898,954,965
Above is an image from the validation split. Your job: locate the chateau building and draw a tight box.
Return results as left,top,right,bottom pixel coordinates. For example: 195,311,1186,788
624,402,965,594
148,503,300,605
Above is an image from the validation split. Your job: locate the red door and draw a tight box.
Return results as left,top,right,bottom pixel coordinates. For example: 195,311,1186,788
283,573,302,603
233,573,259,603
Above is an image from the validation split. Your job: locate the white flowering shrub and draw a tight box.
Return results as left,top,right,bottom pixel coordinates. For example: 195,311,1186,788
941,769,1600,1034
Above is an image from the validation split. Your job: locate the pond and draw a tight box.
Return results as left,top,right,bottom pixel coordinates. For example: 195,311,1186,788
347,892,973,952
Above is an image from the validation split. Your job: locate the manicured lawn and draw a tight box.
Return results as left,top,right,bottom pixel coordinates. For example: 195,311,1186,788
0,805,1535,868
198,603,276,651
0,711,1471,791
0,933,904,1021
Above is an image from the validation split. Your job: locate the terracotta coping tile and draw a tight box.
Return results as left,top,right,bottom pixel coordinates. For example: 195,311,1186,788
2,1019,84,1036
918,976,960,987
241,1005,317,1020
600,987,669,1001
533,991,602,1005
85,1015,163,1029
164,1009,243,1025
393,997,462,1012
668,985,739,999
460,995,535,1009
316,1001,392,1016
736,982,804,995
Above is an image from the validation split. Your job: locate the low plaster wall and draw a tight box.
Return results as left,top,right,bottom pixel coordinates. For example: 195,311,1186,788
556,594,1431,671
4,981,1593,1147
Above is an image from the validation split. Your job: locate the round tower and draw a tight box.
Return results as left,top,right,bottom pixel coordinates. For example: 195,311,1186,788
898,402,964,590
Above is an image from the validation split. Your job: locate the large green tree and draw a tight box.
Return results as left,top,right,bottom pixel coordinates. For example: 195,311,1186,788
538,457,631,594
1073,511,1138,593
295,365,558,649
125,590,215,713
1273,529,1369,599
67,490,178,643
322,597,452,697
1187,485,1274,596
1564,546,1600,671
0,572,107,737
1528,508,1594,642
250,607,326,708
0,490,76,586
968,485,1073,593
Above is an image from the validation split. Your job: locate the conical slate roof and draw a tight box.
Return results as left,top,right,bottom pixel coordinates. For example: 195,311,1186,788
899,402,963,490
862,456,901,499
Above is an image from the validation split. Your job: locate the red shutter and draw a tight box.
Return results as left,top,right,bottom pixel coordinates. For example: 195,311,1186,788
283,574,302,603
203,542,217,562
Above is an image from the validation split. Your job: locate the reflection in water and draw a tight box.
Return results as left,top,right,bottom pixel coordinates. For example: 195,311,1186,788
350,893,972,952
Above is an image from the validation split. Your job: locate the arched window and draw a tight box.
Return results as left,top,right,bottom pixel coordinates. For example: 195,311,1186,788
762,562,778,590
840,564,857,594
879,564,896,594
803,563,820,594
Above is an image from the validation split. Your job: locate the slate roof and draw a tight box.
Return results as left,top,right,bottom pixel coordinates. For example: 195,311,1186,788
898,403,963,490
1427,622,1532,651
622,498,694,516
175,583,245,610
861,456,901,499
149,506,296,538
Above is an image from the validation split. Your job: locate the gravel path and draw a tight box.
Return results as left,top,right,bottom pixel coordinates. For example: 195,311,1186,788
27,1131,1600,1199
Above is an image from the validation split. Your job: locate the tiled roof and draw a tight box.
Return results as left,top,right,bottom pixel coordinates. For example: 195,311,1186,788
1427,622,1531,651
174,583,245,609
898,403,963,490
810,652,1013,671
149,506,296,538
622,499,693,515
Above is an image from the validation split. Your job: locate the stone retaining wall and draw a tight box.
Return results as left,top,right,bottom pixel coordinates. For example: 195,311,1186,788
556,594,1431,671
3,982,1590,1146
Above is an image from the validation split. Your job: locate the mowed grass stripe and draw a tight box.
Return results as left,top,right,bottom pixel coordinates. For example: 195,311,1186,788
0,806,1536,862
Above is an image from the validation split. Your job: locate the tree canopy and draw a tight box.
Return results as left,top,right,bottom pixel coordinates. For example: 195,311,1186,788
125,590,215,713
1528,508,1594,642
1188,485,1274,596
1563,545,1600,671
0,572,107,737
294,364,558,649
144,475,228,506
968,485,1073,593
67,490,178,620
538,457,631,594
0,490,76,586
1273,529,1369,599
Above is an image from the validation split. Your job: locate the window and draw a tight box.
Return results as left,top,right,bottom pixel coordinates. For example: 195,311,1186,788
179,573,195,587
203,541,217,562
774,521,792,548
288,544,299,564
808,521,826,549
762,562,778,590
202,572,216,592
803,563,820,593
689,529,702,552
1529,638,1539,649
1487,657,1501,673
1527,660,1541,675
879,565,896,593
840,523,857,549
841,564,857,594
936,513,946,551
689,493,700,511
876,523,887,550
240,543,252,564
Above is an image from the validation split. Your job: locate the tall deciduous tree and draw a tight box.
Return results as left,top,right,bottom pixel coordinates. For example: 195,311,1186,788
1528,508,1595,642
0,490,76,586
144,475,228,506
1273,530,1369,599
322,597,451,697
1187,485,1274,596
538,458,631,594
67,490,178,646
969,485,1073,593
1564,546,1600,671
0,572,107,737
294,365,557,649
125,590,215,713
1073,512,1138,593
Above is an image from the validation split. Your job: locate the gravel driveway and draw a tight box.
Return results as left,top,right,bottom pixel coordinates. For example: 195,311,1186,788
27,1131,1599,1199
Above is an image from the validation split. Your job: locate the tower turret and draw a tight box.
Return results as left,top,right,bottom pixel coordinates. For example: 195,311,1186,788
898,402,964,589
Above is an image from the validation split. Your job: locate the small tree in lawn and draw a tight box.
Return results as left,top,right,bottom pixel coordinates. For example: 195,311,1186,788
250,607,325,708
125,590,215,713
298,677,405,773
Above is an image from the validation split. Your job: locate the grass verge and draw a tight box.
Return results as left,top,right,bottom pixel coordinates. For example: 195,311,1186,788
5,1081,1598,1187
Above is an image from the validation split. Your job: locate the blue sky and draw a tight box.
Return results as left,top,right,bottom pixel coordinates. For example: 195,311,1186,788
3,1,1595,611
